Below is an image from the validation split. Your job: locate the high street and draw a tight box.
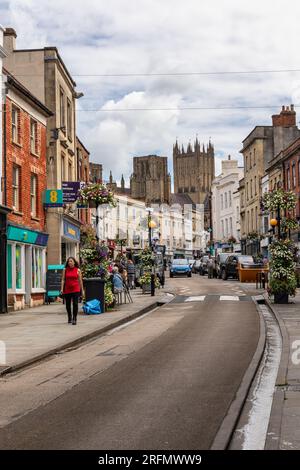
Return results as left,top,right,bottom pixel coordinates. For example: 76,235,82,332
0,276,260,450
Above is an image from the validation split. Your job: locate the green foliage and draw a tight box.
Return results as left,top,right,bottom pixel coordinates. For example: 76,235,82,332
139,272,160,288
263,189,297,212
269,239,297,296
77,183,117,207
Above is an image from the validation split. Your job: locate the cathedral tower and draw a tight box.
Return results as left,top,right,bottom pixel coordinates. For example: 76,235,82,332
173,137,215,204
130,155,171,204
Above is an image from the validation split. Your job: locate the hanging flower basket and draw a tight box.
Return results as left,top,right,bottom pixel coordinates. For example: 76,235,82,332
263,189,297,212
77,183,117,208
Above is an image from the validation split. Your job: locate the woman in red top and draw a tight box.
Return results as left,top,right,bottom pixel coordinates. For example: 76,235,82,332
61,257,84,325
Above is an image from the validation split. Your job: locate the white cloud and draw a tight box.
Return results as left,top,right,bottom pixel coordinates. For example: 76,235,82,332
3,0,300,181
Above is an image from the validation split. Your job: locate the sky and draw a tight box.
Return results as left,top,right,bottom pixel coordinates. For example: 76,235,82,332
2,0,300,185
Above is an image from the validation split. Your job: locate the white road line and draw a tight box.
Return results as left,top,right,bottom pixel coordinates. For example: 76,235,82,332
184,296,206,302
219,296,240,301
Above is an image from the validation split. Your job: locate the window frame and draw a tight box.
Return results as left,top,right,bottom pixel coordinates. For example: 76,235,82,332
30,173,38,218
30,118,38,155
12,165,21,212
11,104,20,144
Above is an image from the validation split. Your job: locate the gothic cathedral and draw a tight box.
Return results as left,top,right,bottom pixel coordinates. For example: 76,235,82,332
173,138,215,204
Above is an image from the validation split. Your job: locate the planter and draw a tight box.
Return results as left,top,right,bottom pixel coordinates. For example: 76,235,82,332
83,278,106,312
274,292,289,304
142,283,151,294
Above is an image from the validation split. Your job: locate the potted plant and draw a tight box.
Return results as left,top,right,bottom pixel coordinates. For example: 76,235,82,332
268,240,297,304
263,188,298,304
139,271,160,294
80,226,110,312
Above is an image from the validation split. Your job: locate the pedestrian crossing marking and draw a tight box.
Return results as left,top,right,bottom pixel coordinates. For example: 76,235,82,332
219,296,239,301
184,296,206,302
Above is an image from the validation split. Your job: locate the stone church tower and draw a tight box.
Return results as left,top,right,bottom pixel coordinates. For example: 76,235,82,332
130,155,171,204
173,137,215,204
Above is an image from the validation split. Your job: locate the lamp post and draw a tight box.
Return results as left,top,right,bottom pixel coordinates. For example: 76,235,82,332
270,217,280,240
146,208,157,296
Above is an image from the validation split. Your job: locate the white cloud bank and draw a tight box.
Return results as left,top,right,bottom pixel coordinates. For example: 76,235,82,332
2,0,300,180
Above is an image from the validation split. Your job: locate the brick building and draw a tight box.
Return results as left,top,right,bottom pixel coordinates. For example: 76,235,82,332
3,68,52,310
3,28,83,265
76,136,90,226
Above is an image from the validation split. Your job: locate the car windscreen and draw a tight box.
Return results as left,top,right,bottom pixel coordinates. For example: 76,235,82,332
172,260,188,265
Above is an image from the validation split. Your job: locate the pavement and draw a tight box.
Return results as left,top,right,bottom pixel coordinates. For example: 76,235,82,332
0,288,173,376
264,290,300,450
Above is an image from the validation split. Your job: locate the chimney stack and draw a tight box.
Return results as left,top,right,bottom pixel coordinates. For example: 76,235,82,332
3,28,17,53
272,104,296,127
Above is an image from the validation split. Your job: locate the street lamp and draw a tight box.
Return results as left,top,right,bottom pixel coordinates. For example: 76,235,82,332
146,208,157,296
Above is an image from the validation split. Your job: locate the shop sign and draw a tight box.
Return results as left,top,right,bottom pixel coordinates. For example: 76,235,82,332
63,220,80,242
43,189,63,208
62,181,81,203
7,225,48,246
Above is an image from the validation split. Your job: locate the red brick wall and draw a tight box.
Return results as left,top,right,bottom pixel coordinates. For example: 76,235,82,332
272,106,296,127
283,152,300,217
4,96,47,232
76,137,91,226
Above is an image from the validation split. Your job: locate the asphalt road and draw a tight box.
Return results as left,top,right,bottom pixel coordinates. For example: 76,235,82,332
0,276,260,450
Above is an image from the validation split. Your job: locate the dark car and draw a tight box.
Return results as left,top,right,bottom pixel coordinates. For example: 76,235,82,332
216,253,231,279
221,255,255,280
199,255,209,275
170,259,192,278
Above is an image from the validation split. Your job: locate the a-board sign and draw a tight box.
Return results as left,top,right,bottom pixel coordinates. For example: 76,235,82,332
46,264,64,298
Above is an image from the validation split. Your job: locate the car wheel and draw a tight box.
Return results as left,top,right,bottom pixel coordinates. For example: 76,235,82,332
187,272,192,278
170,273,174,278
221,269,227,280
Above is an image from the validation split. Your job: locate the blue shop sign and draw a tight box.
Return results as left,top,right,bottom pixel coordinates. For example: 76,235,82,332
63,220,80,241
7,225,48,246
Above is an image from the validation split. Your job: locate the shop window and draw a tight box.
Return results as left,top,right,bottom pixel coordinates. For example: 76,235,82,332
32,247,44,289
7,244,12,289
15,244,23,290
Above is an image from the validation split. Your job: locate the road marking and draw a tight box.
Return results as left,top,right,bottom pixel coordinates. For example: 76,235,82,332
184,296,206,302
219,296,240,301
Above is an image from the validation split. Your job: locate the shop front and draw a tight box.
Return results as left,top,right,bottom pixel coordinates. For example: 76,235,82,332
0,206,11,313
61,218,81,264
7,224,48,310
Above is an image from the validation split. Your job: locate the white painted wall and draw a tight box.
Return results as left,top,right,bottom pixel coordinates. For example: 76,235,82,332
212,158,244,242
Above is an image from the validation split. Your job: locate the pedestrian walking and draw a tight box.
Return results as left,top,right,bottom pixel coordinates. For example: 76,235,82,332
127,259,136,289
61,257,84,325
207,255,214,279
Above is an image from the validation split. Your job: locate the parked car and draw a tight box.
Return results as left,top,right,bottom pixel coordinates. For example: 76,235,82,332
192,259,201,273
187,258,195,270
199,255,209,275
216,253,231,279
170,259,192,278
221,255,256,280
